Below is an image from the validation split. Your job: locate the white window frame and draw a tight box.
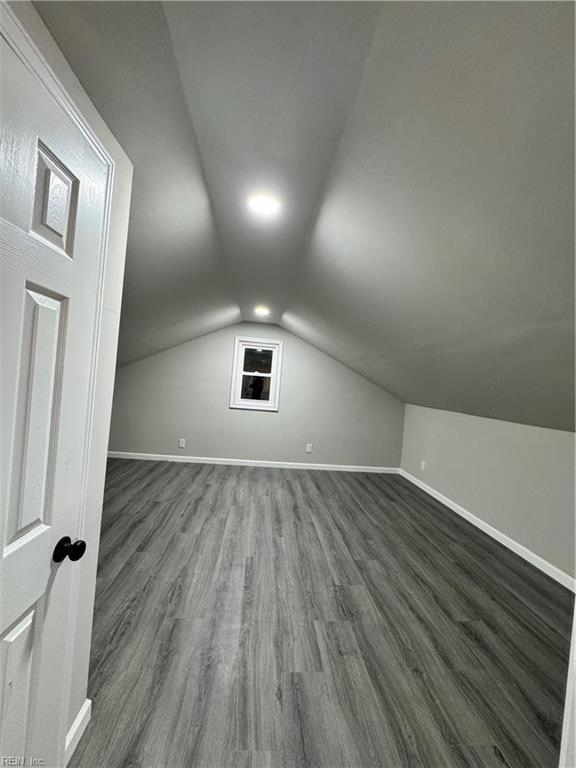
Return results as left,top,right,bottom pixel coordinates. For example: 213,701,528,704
229,336,283,412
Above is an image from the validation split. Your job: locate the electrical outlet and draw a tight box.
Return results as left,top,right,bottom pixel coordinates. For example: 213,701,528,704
420,460,426,471
305,443,313,454
178,438,186,449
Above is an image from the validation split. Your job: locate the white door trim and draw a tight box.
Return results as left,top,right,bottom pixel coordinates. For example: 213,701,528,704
559,606,576,766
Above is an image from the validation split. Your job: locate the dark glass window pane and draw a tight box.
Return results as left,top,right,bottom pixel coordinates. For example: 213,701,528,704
241,375,270,401
243,347,273,374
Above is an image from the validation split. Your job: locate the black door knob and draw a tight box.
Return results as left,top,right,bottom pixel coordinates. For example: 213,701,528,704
53,536,87,563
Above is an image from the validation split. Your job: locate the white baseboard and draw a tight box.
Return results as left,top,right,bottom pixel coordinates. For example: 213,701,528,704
65,698,91,764
106,451,574,592
107,450,397,474
399,469,575,593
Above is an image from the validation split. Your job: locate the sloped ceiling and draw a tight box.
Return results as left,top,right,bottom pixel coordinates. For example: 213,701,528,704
35,1,574,430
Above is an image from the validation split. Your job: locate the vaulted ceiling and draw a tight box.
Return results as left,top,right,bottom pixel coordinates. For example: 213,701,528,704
35,1,574,430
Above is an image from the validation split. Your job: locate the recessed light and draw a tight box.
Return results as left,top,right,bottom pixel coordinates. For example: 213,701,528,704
247,192,281,218
254,305,270,318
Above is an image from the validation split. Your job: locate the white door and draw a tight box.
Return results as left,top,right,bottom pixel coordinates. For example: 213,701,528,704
1,8,114,766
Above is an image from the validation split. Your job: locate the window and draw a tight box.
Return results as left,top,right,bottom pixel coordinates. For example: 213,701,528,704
230,336,283,411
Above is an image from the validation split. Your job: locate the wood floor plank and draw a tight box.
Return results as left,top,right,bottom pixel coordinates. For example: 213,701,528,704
70,460,574,768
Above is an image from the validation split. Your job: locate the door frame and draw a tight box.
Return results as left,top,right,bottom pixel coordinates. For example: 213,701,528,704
2,3,133,764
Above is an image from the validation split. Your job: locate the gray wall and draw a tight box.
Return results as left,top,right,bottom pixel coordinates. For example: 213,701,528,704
401,404,575,578
109,323,405,467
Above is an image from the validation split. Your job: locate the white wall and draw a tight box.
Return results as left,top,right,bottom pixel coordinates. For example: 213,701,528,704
401,404,575,581
109,323,405,468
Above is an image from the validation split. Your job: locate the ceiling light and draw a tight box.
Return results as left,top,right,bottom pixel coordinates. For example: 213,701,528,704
254,305,270,318
247,192,281,218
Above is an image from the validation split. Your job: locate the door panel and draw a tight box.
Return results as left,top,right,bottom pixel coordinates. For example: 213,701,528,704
1,8,113,765
0,609,37,758
32,143,78,256
7,288,66,546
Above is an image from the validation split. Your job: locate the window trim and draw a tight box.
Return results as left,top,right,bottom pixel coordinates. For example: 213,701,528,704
229,335,283,412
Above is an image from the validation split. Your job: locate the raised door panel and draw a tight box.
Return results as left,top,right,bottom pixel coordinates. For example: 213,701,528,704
0,610,37,759
6,288,66,547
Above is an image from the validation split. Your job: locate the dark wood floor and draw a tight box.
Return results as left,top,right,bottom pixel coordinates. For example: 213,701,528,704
71,459,574,768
